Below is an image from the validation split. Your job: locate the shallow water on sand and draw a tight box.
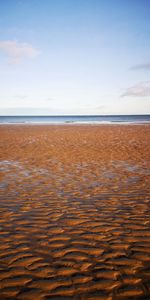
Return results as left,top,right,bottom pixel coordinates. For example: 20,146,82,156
0,125,150,299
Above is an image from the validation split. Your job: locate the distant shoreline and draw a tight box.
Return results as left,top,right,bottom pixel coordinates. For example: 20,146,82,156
0,115,150,125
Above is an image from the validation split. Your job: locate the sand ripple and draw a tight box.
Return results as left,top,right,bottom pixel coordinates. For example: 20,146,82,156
0,125,150,299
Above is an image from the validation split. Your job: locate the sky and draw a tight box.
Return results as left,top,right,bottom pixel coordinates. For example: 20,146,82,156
0,0,150,115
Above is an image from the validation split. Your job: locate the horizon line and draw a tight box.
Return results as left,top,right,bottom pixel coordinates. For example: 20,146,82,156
0,114,150,117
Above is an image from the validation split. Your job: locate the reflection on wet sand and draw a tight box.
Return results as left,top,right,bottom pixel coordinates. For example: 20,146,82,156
0,125,150,299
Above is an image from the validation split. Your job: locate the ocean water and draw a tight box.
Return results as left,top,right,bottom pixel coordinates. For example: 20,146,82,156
0,115,150,124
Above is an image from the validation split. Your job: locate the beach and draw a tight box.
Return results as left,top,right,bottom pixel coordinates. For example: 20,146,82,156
0,124,150,300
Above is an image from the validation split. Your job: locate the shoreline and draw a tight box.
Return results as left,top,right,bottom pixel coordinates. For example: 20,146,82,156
0,121,150,125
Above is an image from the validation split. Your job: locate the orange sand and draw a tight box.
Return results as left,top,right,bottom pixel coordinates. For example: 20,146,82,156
0,124,150,300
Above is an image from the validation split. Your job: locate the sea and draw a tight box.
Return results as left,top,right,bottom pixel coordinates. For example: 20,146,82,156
0,115,150,124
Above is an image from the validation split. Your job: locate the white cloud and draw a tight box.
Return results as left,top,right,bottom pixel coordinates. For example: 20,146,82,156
121,81,150,97
0,40,40,63
47,98,55,102
14,95,28,99
130,63,150,71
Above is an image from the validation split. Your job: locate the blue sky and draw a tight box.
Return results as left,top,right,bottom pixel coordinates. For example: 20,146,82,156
0,0,150,115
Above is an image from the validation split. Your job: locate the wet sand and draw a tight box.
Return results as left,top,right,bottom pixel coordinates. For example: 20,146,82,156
0,124,150,300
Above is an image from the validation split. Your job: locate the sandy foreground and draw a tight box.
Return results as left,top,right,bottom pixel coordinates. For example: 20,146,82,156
0,124,150,300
